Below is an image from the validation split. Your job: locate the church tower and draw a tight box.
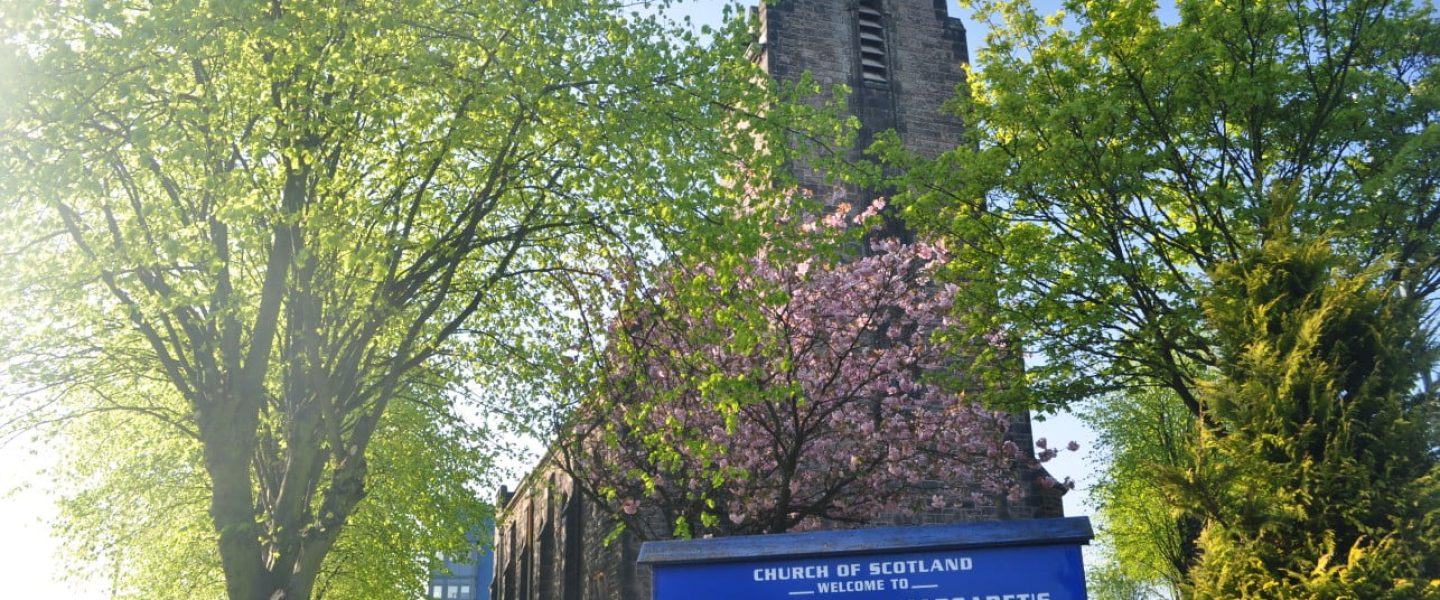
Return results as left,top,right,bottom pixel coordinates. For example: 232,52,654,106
757,0,969,203
758,0,1063,523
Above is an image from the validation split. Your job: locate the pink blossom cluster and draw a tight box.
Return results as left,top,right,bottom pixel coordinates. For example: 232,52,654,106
575,205,1026,538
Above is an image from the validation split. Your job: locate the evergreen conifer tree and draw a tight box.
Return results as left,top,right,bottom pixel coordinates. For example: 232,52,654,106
1174,236,1440,598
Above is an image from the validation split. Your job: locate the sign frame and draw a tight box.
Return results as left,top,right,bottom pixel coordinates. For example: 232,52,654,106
637,517,1093,600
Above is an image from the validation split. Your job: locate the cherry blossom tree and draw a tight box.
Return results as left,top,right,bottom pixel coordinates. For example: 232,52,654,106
562,203,1032,539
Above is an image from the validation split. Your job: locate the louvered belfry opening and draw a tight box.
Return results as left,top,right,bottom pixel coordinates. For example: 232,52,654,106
857,0,889,84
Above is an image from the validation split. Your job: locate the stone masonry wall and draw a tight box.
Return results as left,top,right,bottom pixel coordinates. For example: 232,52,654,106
761,0,968,206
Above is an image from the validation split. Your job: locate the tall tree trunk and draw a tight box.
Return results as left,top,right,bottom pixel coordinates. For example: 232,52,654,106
200,398,268,600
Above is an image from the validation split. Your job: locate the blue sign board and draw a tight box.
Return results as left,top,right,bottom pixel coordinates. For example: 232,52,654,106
639,517,1092,600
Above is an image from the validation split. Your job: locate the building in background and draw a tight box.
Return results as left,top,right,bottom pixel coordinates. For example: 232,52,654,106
429,528,493,600
492,2,1063,600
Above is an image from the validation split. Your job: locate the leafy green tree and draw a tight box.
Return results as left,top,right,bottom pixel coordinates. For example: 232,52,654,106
1171,237,1439,597
887,0,1438,413
310,394,494,600
0,1,780,598
1087,559,1167,600
879,0,1440,593
1082,389,1198,598
51,382,490,600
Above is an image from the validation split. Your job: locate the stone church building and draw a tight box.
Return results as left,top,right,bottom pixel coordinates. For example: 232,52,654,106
490,2,1065,600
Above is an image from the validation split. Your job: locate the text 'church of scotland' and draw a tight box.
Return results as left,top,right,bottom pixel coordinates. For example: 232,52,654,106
489,3,1066,600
